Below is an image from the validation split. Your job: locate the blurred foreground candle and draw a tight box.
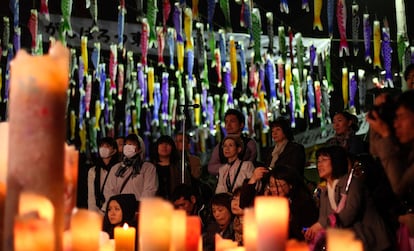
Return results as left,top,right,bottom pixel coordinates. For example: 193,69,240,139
71,209,103,251
186,216,201,251
64,144,79,230
139,198,173,251
14,212,54,251
215,234,238,251
0,122,8,251
255,196,289,251
170,210,186,251
326,228,361,251
243,208,257,251
286,239,309,251
3,42,69,251
115,223,136,251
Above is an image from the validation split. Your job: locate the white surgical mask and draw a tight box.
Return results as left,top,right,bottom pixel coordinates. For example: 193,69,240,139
123,144,137,158
99,147,112,159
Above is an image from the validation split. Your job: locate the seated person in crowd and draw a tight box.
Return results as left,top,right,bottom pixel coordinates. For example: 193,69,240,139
174,132,202,180
88,137,120,213
203,193,235,250
171,184,210,230
102,193,138,239
215,135,255,194
264,118,306,177
304,146,391,251
240,165,318,240
151,135,192,200
208,109,257,176
103,134,158,210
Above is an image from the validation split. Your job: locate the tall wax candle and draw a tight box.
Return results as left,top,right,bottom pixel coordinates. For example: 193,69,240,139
255,196,289,251
243,208,257,251
0,122,8,251
139,198,173,251
170,210,186,251
186,216,201,251
3,42,69,251
326,228,357,251
71,209,103,251
64,144,79,230
115,223,136,251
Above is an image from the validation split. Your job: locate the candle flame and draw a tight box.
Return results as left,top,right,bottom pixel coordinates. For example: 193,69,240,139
123,223,129,230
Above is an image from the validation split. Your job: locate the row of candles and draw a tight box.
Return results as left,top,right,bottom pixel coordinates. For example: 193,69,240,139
0,42,364,250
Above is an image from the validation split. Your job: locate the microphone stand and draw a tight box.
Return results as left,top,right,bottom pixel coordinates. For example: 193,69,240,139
179,104,199,184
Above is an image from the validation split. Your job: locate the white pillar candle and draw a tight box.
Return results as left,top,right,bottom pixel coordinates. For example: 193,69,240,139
186,216,201,251
139,198,173,251
4,41,69,251
255,196,289,251
114,223,136,251
243,208,257,251
326,228,356,251
170,210,186,251
71,209,103,251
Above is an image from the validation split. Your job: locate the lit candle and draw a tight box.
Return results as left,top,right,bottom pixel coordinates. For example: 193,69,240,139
139,198,173,251
170,210,186,251
71,209,103,251
215,234,238,251
64,144,79,230
243,208,257,251
186,216,201,251
0,122,8,251
326,228,360,251
115,223,136,251
4,41,69,251
14,212,54,251
255,196,289,251
286,239,310,251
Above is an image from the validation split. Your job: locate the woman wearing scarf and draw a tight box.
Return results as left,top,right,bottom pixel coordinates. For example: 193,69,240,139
88,137,120,213
264,118,306,177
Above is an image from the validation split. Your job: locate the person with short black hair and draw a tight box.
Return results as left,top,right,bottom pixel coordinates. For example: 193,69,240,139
208,108,257,176
404,63,414,90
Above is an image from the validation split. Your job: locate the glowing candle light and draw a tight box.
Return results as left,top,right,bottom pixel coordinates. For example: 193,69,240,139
215,234,238,251
286,239,310,251
243,208,257,251
170,210,186,251
71,209,103,251
115,223,136,251
326,228,360,251
0,122,8,251
186,216,201,251
64,144,79,230
3,42,69,251
139,198,173,251
255,196,289,251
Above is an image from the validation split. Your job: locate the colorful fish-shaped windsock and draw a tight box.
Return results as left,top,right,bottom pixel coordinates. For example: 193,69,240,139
219,0,232,31
239,44,248,94
162,0,171,32
307,76,316,123
292,68,304,118
288,27,294,64
382,19,393,88
207,0,216,31
118,0,126,49
309,43,316,76
285,63,292,103
213,48,222,87
363,13,372,64
99,63,106,110
266,12,274,55
349,71,357,113
89,0,98,33
249,58,258,99
252,8,262,64
195,22,206,78
61,0,73,36
324,48,333,91
141,18,149,68
40,0,50,21
28,9,38,54
91,42,101,78
289,85,296,128
184,8,194,50
192,0,199,20
218,29,227,68
148,67,155,106
147,0,158,48
295,33,304,82
373,20,382,69
313,0,323,31
280,0,289,14
167,28,175,70
10,0,19,30
157,27,166,67
85,75,92,118
327,0,334,37
342,67,348,109
337,0,349,57
109,44,118,95
266,54,278,111
229,36,238,87
2,17,10,57
278,26,287,63
117,64,125,100
314,80,322,118
277,59,286,112
321,78,331,123
161,72,169,123
351,2,360,56
177,41,185,73
224,63,234,107
81,36,88,75
357,69,366,111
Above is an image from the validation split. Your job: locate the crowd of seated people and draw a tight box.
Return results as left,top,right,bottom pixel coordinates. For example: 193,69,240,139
76,98,414,250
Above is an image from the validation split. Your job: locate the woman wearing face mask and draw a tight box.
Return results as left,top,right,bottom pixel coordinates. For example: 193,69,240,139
103,134,158,211
88,137,120,213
